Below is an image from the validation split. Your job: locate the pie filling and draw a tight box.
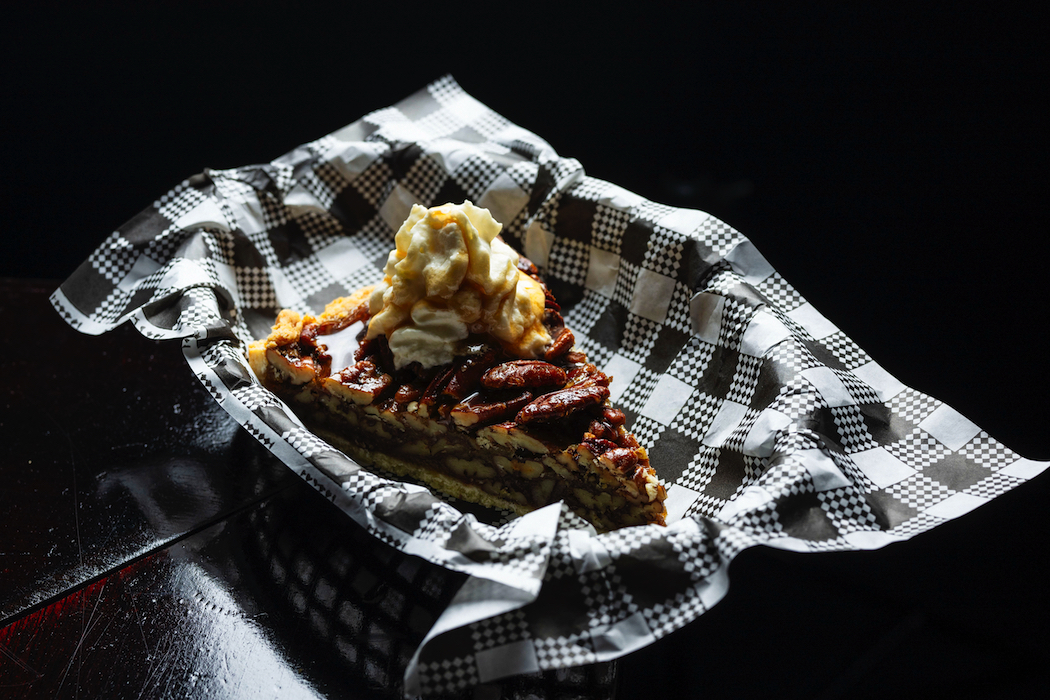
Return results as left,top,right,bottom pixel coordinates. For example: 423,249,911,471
247,203,666,531
248,290,667,531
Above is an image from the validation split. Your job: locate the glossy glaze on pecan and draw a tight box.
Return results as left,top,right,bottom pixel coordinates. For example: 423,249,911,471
481,360,567,390
444,346,500,399
544,327,575,361
335,359,392,400
277,284,629,451
451,390,534,427
601,447,640,472
516,385,610,425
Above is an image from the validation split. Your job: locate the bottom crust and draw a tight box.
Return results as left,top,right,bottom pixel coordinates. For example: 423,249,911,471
309,423,534,519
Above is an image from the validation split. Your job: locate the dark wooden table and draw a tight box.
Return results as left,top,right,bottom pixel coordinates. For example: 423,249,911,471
3,277,1048,698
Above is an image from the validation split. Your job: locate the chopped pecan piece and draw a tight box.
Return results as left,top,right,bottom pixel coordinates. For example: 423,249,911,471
516,384,610,424
334,359,392,404
583,437,618,456
587,419,618,442
602,407,626,426
300,321,320,345
289,323,333,376
601,447,639,472
481,360,567,391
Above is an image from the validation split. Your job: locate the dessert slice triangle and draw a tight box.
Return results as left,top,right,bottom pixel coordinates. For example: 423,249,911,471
248,202,667,531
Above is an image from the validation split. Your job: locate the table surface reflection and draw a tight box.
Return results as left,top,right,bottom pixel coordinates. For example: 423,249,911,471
2,277,1047,699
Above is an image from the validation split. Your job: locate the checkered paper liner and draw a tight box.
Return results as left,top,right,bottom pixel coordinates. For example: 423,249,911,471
51,76,1047,696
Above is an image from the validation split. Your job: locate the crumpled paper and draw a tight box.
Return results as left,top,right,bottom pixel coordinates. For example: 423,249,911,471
52,75,1048,697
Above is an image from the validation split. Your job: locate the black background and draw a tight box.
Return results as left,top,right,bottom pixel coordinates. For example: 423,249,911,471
4,2,1049,697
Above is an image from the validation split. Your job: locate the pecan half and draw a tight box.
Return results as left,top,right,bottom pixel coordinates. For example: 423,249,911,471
567,363,610,388
353,334,395,371
481,360,567,391
542,285,561,312
394,383,422,403
316,301,369,335
564,350,587,365
420,365,456,404
391,363,435,404
544,327,575,361
517,254,540,278
451,390,533,428
516,384,610,424
444,346,499,400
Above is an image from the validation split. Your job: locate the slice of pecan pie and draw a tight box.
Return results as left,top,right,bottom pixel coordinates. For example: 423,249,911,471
247,202,667,531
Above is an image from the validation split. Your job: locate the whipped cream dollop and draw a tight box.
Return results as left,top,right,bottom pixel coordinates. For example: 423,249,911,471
367,201,551,369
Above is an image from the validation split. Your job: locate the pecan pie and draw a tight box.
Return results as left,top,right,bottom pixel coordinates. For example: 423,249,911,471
247,203,667,531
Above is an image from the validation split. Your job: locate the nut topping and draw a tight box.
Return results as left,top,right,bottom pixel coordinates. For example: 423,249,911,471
421,365,456,404
481,360,567,391
444,346,499,400
602,407,626,427
334,359,392,404
601,447,639,472
583,437,618,455
587,419,618,442
516,384,610,424
544,327,575,361
564,350,587,365
394,383,422,403
354,333,395,371
316,301,369,335
451,390,534,428
566,363,610,388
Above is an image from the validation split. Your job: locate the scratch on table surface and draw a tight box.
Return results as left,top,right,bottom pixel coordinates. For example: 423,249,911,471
55,582,107,696
137,634,175,700
133,604,149,653
69,435,84,570
109,441,149,452
0,640,42,684
46,413,84,569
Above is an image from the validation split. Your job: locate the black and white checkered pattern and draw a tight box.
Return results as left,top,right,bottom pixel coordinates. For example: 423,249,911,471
470,608,531,652
886,427,953,469
53,76,1047,696
533,632,597,668
817,487,881,534
885,474,955,510
963,432,1019,469
546,237,589,285
414,655,479,695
